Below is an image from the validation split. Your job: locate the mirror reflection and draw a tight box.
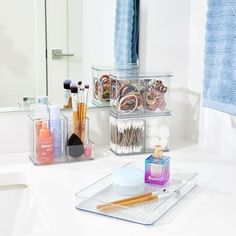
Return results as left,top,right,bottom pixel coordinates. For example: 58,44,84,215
0,0,139,111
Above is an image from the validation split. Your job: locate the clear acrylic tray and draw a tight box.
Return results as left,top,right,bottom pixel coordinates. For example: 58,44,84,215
75,163,198,225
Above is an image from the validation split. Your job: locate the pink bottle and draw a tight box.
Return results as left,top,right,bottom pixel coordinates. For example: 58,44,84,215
37,121,54,164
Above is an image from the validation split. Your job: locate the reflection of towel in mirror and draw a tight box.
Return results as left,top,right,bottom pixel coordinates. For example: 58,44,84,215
203,0,236,115
114,0,139,66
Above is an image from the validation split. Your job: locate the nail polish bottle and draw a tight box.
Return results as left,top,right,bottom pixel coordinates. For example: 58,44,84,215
37,121,54,164
145,145,170,185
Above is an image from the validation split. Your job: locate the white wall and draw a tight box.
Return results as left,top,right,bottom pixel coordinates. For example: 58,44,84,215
188,0,236,159
83,0,116,103
139,0,236,158
0,0,46,107
139,0,193,146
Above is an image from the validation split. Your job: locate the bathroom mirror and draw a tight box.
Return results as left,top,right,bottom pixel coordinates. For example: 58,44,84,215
0,0,139,112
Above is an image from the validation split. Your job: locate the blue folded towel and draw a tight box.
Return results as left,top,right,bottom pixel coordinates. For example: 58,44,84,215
203,0,236,115
114,0,139,66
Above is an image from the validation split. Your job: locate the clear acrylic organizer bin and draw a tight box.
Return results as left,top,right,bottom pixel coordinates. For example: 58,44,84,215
65,115,94,162
110,72,172,116
92,66,112,106
109,111,171,155
75,162,198,226
29,113,94,165
110,114,146,155
92,65,139,107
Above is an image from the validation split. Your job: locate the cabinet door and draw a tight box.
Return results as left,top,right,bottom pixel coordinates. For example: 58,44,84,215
46,0,83,105
46,0,116,105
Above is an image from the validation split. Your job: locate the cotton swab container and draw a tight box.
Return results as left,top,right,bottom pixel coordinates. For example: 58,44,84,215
109,111,171,155
110,112,145,155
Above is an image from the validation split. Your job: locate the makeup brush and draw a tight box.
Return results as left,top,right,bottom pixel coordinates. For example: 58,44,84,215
67,83,84,157
78,81,82,88
84,85,89,107
77,81,82,104
78,85,89,142
81,85,89,142
63,79,72,108
78,88,85,141
70,83,79,135
97,189,175,212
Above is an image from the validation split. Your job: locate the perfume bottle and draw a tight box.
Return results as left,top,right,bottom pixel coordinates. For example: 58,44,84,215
145,145,170,185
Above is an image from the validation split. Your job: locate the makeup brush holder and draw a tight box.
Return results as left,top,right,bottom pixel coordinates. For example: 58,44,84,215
65,115,94,161
110,72,172,116
92,65,139,107
29,113,94,165
109,111,171,155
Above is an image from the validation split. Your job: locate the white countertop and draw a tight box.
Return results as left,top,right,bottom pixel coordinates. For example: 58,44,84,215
0,144,235,236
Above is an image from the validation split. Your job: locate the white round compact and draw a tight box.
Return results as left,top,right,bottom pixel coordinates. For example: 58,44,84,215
112,167,144,195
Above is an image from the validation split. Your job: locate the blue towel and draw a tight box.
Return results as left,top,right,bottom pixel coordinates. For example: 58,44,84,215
203,0,236,115
114,0,139,66
131,0,139,63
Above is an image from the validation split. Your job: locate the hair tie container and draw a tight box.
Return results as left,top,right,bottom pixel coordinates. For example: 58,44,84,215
110,70,145,115
144,73,172,114
92,66,113,106
110,71,172,116
92,65,139,107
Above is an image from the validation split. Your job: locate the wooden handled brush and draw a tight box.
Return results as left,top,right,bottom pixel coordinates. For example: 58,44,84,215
67,82,84,157
78,85,89,143
96,190,174,212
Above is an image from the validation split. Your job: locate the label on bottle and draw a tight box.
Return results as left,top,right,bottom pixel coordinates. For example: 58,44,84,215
150,163,163,178
37,138,54,164
50,121,62,158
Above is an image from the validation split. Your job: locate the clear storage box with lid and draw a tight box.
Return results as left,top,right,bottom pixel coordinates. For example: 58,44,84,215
109,111,171,155
110,71,172,115
92,65,139,107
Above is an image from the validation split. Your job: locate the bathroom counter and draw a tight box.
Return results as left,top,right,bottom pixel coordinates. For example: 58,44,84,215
0,144,235,236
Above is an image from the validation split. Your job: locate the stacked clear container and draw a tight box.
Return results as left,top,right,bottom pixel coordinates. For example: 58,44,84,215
92,65,139,107
29,113,94,165
110,71,172,115
110,111,171,155
109,71,172,155
65,114,94,162
110,113,146,155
